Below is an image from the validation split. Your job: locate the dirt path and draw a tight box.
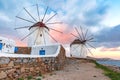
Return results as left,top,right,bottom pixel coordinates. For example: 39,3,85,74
42,59,110,80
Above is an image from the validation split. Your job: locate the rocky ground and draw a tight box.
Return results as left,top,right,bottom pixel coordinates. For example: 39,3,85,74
42,58,110,80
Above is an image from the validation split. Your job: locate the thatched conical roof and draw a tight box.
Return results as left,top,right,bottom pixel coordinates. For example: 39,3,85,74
70,39,81,46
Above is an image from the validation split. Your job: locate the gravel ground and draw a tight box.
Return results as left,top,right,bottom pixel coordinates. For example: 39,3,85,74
42,59,110,80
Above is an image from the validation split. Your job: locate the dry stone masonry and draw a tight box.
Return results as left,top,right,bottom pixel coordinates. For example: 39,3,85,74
0,46,66,80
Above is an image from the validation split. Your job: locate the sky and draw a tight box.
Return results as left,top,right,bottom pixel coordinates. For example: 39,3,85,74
0,0,120,59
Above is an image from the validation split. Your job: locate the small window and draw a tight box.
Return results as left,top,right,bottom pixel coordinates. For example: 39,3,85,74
40,34,42,37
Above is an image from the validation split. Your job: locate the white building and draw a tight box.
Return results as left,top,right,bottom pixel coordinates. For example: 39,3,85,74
70,39,87,58
0,36,15,53
28,25,50,47
31,43,61,56
27,22,61,56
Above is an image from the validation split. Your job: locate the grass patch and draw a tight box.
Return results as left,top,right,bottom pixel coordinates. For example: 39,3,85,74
27,75,33,80
36,78,41,80
39,72,42,77
92,60,120,80
18,78,24,80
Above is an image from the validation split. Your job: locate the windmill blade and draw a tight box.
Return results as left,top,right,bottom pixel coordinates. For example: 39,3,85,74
34,28,40,45
86,34,94,40
84,44,94,56
46,22,63,25
16,16,35,23
86,43,96,49
42,30,46,45
84,29,88,40
14,26,30,30
89,40,96,42
45,13,57,23
79,26,85,40
24,7,37,22
88,38,96,42
70,33,80,39
44,30,58,42
87,37,94,41
42,6,48,22
21,28,38,41
75,27,82,40
49,28,63,33
36,4,40,21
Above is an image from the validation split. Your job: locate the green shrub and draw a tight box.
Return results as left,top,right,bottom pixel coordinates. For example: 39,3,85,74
39,72,42,77
18,78,24,80
36,78,41,80
27,75,33,80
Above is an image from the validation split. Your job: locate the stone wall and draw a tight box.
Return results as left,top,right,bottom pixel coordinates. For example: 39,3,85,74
15,47,31,54
0,46,66,80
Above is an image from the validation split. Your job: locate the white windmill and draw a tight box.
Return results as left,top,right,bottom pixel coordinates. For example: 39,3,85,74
70,26,96,58
14,4,63,55
15,4,62,47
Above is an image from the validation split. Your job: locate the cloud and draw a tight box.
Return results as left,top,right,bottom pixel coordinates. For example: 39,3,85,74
0,0,116,48
95,24,120,47
0,12,11,22
83,2,108,26
0,0,109,31
100,47,120,52
91,46,120,59
0,34,27,46
43,0,109,27
49,23,74,44
42,0,109,46
0,12,15,36
0,0,33,37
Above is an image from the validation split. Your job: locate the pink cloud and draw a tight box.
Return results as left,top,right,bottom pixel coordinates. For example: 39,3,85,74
1,34,27,47
15,39,27,47
100,47,120,52
49,23,76,44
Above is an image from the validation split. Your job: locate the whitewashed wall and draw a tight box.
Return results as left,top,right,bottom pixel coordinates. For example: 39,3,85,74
0,44,61,57
70,44,87,58
28,27,50,47
0,37,15,53
31,44,60,56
